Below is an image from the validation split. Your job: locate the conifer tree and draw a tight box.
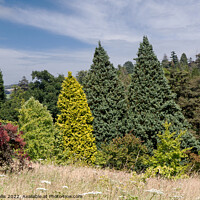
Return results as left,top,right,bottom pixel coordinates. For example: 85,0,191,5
82,42,128,147
170,51,179,67
0,70,6,104
18,97,55,160
128,36,199,153
56,72,97,163
180,53,188,66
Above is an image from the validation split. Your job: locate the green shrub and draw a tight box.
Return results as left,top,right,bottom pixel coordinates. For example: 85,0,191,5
95,133,147,171
19,97,55,161
145,121,191,179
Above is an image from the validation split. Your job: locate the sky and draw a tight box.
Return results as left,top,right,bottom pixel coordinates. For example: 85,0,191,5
1,0,200,85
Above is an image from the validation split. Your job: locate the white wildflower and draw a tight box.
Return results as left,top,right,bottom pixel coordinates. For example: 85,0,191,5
36,188,47,191
145,188,164,195
62,186,68,189
41,180,51,184
0,175,6,177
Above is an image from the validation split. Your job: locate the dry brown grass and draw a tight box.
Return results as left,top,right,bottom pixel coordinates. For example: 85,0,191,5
0,162,200,200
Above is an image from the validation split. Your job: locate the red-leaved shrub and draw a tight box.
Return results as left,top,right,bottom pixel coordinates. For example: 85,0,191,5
0,122,30,172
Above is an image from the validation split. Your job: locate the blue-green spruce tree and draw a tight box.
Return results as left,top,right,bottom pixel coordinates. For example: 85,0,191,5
127,36,199,153
82,42,128,147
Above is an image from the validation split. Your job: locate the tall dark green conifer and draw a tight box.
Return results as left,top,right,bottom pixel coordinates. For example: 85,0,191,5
0,70,6,104
82,42,128,147
127,36,199,152
170,51,179,67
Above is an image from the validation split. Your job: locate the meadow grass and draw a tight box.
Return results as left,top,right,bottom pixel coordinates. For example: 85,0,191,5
0,162,200,200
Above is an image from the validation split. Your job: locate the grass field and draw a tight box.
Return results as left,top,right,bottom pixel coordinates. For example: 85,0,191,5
1,162,200,200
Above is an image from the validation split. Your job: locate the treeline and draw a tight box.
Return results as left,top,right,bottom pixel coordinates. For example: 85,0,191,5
0,36,200,178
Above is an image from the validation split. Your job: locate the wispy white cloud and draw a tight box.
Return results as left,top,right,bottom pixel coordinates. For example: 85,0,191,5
0,47,94,85
1,0,200,84
134,0,200,40
0,1,140,44
0,0,200,43
1,0,199,43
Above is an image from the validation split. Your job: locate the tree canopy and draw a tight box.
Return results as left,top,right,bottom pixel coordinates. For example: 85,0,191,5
27,70,64,121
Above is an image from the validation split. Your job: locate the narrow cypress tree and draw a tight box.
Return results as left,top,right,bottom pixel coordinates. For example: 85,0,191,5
0,70,6,104
82,42,128,147
56,72,97,163
128,36,199,152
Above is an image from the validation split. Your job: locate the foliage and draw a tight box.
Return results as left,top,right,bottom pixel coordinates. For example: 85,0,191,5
161,54,170,68
0,122,29,172
56,72,97,164
82,42,128,147
0,119,18,126
127,36,199,153
0,86,27,122
27,70,64,121
165,68,189,100
123,61,134,74
117,65,131,94
18,76,29,91
95,133,147,171
76,70,88,85
180,53,188,66
145,122,190,179
195,53,200,69
176,77,200,136
170,51,179,67
52,127,69,165
165,69,200,136
0,70,6,105
187,151,200,173
18,97,55,160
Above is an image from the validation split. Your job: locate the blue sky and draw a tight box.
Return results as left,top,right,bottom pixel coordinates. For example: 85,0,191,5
1,0,200,85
